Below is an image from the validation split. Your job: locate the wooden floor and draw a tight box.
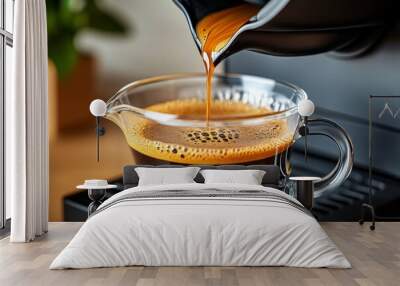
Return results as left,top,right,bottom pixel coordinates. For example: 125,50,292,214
0,222,399,286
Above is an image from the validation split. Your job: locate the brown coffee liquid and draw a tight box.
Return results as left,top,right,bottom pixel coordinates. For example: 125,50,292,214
196,4,261,121
108,99,293,164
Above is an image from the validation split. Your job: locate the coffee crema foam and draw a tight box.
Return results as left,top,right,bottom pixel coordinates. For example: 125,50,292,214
109,99,294,164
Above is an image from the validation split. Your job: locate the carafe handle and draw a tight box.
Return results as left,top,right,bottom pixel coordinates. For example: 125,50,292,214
301,118,354,197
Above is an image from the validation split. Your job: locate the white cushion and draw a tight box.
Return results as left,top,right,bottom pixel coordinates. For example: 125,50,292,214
200,169,266,185
135,167,201,186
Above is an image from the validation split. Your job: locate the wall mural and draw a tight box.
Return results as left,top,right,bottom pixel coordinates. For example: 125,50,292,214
58,0,399,222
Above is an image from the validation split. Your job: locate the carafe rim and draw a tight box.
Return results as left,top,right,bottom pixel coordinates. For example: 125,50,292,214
105,72,307,128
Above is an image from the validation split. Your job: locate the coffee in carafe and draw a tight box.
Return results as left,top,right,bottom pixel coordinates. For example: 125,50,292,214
109,98,293,164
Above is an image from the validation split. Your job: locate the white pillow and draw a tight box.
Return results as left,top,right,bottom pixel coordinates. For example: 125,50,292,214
135,167,200,186
200,169,266,185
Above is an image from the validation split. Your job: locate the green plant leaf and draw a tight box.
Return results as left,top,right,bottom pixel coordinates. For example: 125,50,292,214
46,0,130,78
48,35,79,79
86,5,128,34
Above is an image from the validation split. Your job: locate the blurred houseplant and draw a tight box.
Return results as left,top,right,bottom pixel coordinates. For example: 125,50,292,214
47,0,128,77
47,0,129,133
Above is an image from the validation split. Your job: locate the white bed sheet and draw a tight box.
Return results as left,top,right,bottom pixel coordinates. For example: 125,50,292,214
50,183,350,269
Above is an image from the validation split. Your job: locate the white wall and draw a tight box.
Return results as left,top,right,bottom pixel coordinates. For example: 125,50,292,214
78,0,221,80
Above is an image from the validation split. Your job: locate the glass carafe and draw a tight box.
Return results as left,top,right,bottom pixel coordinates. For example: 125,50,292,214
98,73,353,197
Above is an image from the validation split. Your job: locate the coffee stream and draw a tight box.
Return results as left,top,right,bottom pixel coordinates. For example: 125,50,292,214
196,4,261,121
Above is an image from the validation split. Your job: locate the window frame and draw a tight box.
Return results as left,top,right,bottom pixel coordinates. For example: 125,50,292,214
0,0,13,231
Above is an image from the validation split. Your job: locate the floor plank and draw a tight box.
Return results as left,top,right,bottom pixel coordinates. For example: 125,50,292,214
0,222,399,286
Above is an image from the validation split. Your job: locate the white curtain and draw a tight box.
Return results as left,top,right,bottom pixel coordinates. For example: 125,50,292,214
8,0,49,242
